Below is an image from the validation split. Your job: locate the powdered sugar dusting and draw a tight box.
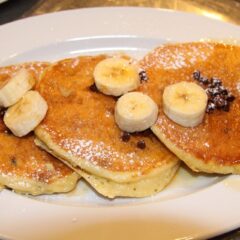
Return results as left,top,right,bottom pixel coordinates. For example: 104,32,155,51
59,138,149,171
142,42,214,70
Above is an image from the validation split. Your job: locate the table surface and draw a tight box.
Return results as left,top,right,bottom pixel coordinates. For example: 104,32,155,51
0,0,240,239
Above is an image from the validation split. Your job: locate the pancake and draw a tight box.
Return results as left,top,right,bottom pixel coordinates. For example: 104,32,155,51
35,56,179,198
139,42,240,174
0,63,79,195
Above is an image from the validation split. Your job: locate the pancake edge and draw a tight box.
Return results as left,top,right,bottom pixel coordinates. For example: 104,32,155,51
78,163,179,198
151,125,240,174
35,128,179,183
0,172,79,195
34,137,180,198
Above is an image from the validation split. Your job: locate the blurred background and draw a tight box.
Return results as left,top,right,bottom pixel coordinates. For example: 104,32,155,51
0,0,239,239
0,0,240,25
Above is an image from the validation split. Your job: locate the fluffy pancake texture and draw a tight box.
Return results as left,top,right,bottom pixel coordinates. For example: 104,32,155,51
0,63,79,195
35,56,179,198
35,137,179,198
140,42,240,174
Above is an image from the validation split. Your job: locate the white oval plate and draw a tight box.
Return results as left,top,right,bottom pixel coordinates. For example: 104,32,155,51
0,7,240,240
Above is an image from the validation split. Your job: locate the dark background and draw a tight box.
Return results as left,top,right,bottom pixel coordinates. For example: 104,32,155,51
0,0,38,24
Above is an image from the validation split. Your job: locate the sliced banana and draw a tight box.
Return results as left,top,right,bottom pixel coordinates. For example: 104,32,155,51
0,69,35,107
4,90,48,137
163,81,208,127
115,92,158,133
93,58,140,96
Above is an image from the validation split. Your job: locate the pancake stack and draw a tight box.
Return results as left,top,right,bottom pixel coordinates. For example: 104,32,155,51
0,63,79,195
34,56,179,198
1,41,239,199
140,42,240,174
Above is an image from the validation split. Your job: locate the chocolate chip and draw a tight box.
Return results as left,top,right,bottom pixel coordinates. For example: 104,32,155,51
199,76,209,85
89,83,98,92
214,96,226,109
121,132,131,142
211,77,222,86
206,102,215,113
193,70,201,80
221,89,228,96
210,86,227,97
141,129,152,137
132,129,152,137
0,108,6,117
193,71,235,114
139,70,148,82
227,93,235,102
137,140,146,149
222,102,230,112
207,84,215,90
205,88,214,97
218,86,228,95
212,87,222,96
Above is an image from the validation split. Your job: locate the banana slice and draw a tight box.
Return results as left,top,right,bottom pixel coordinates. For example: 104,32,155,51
163,81,208,127
4,90,48,137
93,58,140,96
0,69,35,107
115,92,158,132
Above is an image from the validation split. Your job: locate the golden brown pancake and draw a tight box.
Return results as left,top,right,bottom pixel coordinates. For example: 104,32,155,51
0,62,48,83
0,63,79,195
139,42,240,174
35,56,179,198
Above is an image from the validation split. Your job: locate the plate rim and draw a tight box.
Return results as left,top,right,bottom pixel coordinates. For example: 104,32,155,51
0,7,239,240
1,6,240,28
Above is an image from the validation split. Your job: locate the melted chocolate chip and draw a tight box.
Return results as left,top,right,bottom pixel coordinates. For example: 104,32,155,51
139,70,148,82
121,132,131,142
11,157,17,166
89,83,98,92
137,140,146,149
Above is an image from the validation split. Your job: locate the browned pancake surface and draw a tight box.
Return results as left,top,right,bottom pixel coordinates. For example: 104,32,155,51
140,42,240,166
0,63,76,186
0,62,49,83
36,56,177,175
